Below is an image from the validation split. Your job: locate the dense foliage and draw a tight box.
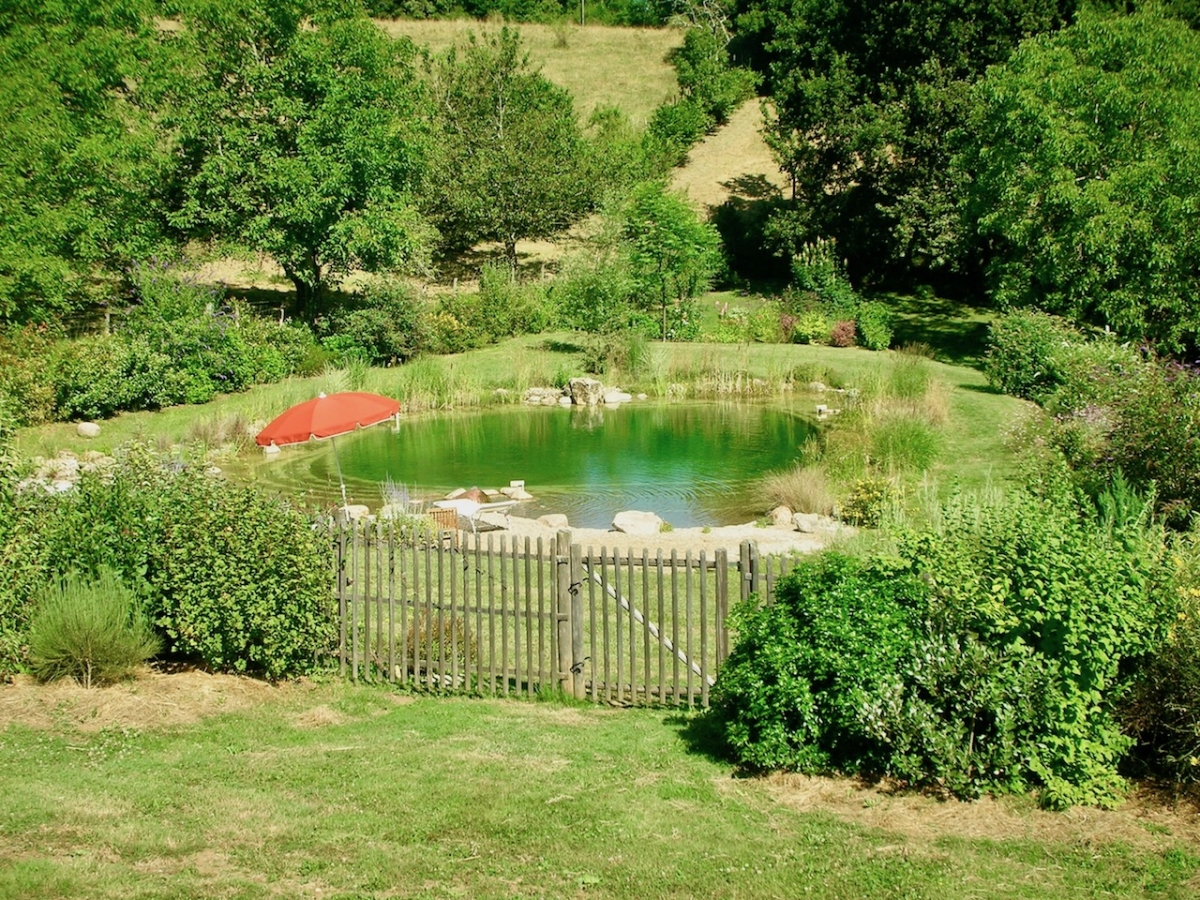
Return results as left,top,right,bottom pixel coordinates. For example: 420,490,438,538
0,0,169,323
738,0,1076,280
0,271,317,426
712,483,1175,807
161,0,436,313
0,443,334,679
961,8,1200,352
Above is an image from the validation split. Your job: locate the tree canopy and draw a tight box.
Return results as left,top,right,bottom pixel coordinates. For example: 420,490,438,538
0,0,167,324
739,0,1076,280
961,8,1200,352
426,28,591,270
161,0,436,312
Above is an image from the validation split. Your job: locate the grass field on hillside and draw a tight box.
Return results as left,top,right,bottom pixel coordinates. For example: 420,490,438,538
1,681,1197,900
377,19,681,124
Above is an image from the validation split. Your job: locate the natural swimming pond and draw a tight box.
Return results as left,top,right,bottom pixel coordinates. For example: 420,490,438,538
253,400,819,528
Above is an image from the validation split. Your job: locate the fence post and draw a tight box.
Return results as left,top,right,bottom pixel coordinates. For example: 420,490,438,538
556,530,574,696
749,541,763,600
336,524,348,678
739,540,752,603
570,542,584,699
714,547,729,667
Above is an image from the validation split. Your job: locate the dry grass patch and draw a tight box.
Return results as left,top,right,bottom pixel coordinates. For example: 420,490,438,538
376,19,681,124
0,667,284,732
670,100,790,211
753,773,1200,852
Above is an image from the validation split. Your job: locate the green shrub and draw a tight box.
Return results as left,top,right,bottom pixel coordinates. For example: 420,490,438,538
855,301,894,351
669,27,757,128
711,484,1175,807
790,238,860,315
643,98,710,168
319,279,429,365
1107,362,1200,527
477,263,554,339
983,311,1080,402
28,568,160,688
711,553,927,772
791,310,828,344
148,475,334,679
900,488,1171,807
1123,532,1200,783
840,476,893,526
0,326,57,426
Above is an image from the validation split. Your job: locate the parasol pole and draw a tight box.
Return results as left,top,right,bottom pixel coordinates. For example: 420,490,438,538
330,435,349,512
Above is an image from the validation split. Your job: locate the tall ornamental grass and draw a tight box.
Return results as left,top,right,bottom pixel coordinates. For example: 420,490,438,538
28,569,160,688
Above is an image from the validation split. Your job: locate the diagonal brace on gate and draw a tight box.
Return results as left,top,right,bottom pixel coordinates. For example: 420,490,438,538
581,562,715,687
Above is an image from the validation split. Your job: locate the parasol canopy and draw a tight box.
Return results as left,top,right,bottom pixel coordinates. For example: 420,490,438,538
255,391,401,512
256,391,400,447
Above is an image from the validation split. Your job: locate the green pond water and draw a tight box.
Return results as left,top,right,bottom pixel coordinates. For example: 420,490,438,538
251,400,819,528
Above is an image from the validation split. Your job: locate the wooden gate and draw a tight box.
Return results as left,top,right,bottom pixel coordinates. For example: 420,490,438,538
334,523,795,707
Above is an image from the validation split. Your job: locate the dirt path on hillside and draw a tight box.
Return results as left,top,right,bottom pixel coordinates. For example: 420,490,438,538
670,100,790,212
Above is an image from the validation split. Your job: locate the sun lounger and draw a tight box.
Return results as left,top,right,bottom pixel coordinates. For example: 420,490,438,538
431,498,520,533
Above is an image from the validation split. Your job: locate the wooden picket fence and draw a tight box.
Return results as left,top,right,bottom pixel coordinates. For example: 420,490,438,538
334,522,798,707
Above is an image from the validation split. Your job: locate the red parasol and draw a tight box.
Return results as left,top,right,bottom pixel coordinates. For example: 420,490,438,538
256,391,401,510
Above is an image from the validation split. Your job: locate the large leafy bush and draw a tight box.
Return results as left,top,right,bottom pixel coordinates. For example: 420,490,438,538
0,444,333,679
711,485,1174,807
149,475,333,679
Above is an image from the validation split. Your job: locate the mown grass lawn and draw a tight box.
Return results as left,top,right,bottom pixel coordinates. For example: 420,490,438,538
1,682,1197,900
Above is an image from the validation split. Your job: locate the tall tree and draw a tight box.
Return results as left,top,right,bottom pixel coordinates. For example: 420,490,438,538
0,0,167,324
961,8,1200,352
161,0,434,314
623,182,721,340
427,28,591,271
740,0,1075,281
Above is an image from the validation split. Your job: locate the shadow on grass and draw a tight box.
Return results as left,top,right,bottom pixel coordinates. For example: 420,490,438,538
540,339,585,354
664,709,735,767
879,291,993,368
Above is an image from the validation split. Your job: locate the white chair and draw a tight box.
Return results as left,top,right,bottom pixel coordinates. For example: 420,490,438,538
431,498,519,533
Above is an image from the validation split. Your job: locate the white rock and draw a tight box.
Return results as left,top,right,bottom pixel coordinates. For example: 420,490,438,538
537,514,569,529
569,377,605,407
500,486,533,501
76,422,101,438
603,390,633,404
445,487,467,500
341,504,371,521
807,382,828,393
636,393,647,401
769,505,794,528
557,395,572,406
611,510,665,536
793,512,821,533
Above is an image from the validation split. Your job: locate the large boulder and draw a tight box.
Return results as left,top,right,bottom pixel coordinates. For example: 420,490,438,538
569,377,605,407
603,390,633,405
76,422,101,438
612,510,664,536
500,486,534,501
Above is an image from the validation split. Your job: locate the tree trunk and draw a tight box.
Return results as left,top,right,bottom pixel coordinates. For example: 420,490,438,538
282,256,324,320
503,238,519,275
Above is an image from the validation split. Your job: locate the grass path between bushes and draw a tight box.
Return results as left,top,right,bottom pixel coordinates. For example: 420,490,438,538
15,332,1027,496
1,681,1197,900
